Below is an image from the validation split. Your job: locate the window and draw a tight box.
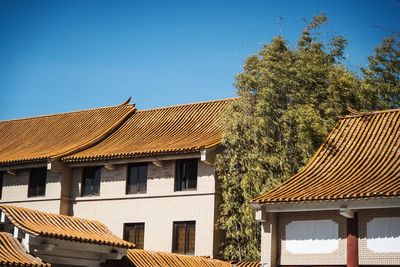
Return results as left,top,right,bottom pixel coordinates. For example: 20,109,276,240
172,221,195,255
0,171,3,199
126,163,148,194
175,159,198,191
81,166,101,196
124,223,145,249
28,168,47,197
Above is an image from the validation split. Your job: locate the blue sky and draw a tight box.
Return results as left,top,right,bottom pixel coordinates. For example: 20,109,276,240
0,0,399,120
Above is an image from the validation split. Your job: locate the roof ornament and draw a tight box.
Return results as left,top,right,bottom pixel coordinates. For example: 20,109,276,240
347,106,364,116
120,97,132,106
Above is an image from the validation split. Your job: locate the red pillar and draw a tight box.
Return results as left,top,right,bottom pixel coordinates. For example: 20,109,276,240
347,212,359,267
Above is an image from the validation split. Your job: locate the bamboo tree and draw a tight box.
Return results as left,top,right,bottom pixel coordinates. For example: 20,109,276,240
216,15,361,261
360,35,400,109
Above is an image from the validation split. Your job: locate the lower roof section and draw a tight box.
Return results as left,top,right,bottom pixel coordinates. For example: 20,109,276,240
233,262,260,267
0,205,134,249
0,232,50,267
126,249,231,267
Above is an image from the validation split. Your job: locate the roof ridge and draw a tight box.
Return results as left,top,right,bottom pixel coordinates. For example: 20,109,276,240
51,104,136,159
0,100,135,123
340,107,400,119
136,97,237,112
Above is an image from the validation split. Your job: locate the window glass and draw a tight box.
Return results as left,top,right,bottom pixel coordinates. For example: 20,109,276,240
81,166,101,196
124,223,145,249
175,159,198,191
126,163,148,194
172,221,195,255
28,168,47,197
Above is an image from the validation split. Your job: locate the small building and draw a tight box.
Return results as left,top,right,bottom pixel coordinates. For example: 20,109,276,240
252,109,400,267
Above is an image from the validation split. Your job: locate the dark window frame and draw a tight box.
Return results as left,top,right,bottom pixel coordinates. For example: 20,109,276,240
174,159,198,191
81,166,101,197
123,222,145,249
126,163,148,194
0,171,3,199
172,221,196,255
28,168,47,198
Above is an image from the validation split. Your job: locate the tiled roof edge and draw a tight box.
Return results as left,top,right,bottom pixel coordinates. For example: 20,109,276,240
62,147,202,163
0,157,48,167
254,195,400,205
339,107,400,119
0,99,135,123
136,97,237,112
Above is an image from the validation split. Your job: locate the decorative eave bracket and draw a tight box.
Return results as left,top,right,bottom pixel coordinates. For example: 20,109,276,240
339,207,354,218
200,147,219,165
152,159,164,168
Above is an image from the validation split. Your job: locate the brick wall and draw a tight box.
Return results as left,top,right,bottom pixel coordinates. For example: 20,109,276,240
260,213,278,267
358,207,400,265
70,159,220,257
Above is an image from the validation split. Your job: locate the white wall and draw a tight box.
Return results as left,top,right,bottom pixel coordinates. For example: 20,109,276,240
366,217,400,253
0,167,62,214
359,208,400,265
276,211,347,266
70,160,219,257
285,219,339,254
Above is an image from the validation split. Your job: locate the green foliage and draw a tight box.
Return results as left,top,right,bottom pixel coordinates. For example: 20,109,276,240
216,14,400,262
216,14,362,261
360,35,400,109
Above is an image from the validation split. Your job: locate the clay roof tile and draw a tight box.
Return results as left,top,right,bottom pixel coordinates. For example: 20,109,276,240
253,108,400,204
0,205,134,249
62,99,235,163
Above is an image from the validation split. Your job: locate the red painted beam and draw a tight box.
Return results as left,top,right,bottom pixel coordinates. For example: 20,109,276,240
347,212,359,267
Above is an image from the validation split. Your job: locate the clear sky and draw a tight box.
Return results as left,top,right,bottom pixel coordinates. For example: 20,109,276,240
0,0,399,120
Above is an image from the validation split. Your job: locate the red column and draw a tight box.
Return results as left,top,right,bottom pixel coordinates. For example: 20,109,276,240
347,212,359,267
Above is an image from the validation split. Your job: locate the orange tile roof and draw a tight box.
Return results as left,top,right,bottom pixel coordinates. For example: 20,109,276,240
0,205,134,249
0,232,50,267
62,99,234,163
233,261,260,267
253,108,400,204
125,249,232,267
0,102,135,166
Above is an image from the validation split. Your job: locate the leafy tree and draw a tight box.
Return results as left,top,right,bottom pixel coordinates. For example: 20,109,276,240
360,35,400,109
216,15,361,261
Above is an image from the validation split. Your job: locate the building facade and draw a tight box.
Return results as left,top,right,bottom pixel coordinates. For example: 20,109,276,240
0,98,233,259
252,109,400,267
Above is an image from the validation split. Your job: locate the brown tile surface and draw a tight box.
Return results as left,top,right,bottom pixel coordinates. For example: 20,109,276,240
0,232,50,266
253,108,400,203
0,205,134,249
126,249,232,267
63,99,234,163
0,102,135,166
233,261,260,267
